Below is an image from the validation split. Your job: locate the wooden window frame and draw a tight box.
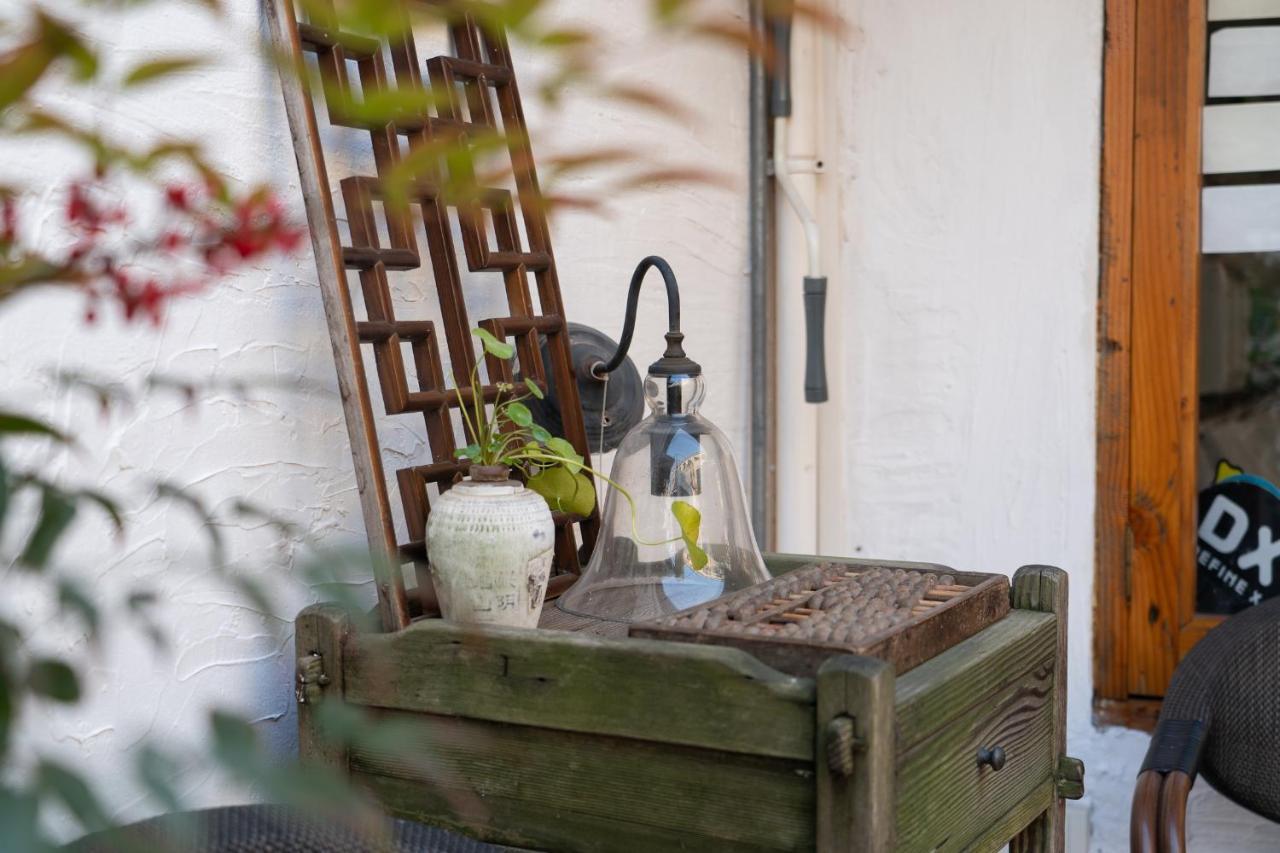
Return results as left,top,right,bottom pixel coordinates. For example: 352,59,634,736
1095,0,1226,729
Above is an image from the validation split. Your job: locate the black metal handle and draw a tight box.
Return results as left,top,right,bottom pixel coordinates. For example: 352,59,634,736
803,276,828,403
977,745,1006,771
598,256,700,378
769,11,792,118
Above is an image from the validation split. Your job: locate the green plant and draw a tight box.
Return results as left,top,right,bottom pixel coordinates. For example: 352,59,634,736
456,328,707,568
453,327,711,568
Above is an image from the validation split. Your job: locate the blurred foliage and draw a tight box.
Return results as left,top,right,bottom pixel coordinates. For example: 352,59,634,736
0,0,830,848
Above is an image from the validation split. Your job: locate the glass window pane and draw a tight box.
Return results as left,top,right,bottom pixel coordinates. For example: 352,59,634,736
1204,185,1280,254
1209,0,1280,21
1208,27,1280,98
1197,254,1280,613
1204,103,1280,174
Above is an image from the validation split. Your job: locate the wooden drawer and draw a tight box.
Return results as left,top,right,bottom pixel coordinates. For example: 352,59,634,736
893,610,1058,851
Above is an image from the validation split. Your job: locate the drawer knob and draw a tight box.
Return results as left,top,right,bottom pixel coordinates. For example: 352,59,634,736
977,745,1006,771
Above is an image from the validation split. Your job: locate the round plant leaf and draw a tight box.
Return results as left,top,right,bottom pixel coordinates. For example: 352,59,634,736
505,401,533,428
524,378,545,400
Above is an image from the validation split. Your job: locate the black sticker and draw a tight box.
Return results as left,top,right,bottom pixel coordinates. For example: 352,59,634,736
1196,461,1280,614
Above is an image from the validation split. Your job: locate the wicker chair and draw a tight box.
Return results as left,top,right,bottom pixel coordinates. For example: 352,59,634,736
1130,596,1280,851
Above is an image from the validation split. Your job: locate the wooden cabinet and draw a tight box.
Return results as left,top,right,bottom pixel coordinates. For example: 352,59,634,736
295,560,1081,851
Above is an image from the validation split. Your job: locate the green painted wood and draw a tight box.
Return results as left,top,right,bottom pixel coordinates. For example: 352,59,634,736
894,611,1056,748
1009,565,1069,853
1055,757,1085,800
895,654,1056,851
349,708,815,852
962,780,1055,853
816,656,895,852
342,617,816,760
295,603,350,771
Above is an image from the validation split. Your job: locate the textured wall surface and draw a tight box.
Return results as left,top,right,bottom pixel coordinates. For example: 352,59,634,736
5,0,1277,849
0,0,749,832
807,1,1280,850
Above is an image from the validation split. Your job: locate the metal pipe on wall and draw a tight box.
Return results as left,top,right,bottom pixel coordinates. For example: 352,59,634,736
748,0,775,548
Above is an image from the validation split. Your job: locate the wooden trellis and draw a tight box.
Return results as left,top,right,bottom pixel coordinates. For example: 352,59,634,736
266,0,599,631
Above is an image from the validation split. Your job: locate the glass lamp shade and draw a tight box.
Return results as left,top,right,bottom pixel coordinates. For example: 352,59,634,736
557,371,769,623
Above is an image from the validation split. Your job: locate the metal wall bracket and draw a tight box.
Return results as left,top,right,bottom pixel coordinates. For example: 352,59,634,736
295,652,330,705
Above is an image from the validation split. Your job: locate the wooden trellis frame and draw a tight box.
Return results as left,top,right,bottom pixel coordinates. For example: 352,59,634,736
266,0,599,632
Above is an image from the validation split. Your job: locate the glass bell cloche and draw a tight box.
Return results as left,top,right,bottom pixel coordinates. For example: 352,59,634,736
557,257,769,623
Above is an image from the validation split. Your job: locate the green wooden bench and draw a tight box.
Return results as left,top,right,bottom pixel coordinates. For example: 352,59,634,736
295,557,1082,852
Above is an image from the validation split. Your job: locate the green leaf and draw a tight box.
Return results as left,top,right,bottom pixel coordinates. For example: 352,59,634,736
19,487,76,569
57,581,99,638
545,437,583,473
671,500,708,570
454,444,481,460
27,659,79,702
0,788,43,853
36,760,110,833
0,667,11,764
523,378,545,399
136,745,183,814
471,327,514,360
530,424,551,444
527,466,595,517
210,710,258,775
122,56,208,87
0,411,69,443
0,460,9,540
76,488,123,536
505,401,533,428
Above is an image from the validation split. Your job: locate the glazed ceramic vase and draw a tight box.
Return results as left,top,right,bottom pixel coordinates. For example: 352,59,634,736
425,465,555,628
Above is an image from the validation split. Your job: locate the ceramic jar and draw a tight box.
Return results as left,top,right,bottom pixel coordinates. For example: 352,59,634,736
425,465,555,628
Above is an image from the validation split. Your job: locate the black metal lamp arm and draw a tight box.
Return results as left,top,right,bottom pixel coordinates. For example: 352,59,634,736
596,256,701,378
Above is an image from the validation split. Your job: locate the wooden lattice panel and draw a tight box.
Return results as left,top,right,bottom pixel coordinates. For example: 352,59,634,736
268,0,598,630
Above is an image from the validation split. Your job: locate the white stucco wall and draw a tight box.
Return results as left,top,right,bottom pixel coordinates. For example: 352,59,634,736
6,0,1279,849
0,0,750,834
792,1,1280,850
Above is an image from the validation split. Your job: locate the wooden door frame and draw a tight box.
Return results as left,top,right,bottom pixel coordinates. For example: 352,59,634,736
1095,0,1222,729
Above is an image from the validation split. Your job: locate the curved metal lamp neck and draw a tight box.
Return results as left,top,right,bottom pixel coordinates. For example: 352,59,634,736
598,255,702,378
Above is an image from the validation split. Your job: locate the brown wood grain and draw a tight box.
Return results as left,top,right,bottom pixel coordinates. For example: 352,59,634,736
266,0,409,631
1096,0,1137,705
1126,0,1203,698
1097,0,1207,712
295,604,351,770
1010,566,1070,852
815,656,894,852
270,1,602,629
1131,770,1163,853
1159,770,1192,853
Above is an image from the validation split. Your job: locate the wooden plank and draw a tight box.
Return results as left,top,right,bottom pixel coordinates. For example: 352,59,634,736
973,780,1056,853
895,652,1055,852
265,0,409,631
1010,566,1069,852
294,604,351,770
1177,612,1225,655
1096,0,1137,703
342,618,816,760
1093,696,1161,732
894,611,1057,748
815,656,894,852
350,709,814,852
1127,0,1204,697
